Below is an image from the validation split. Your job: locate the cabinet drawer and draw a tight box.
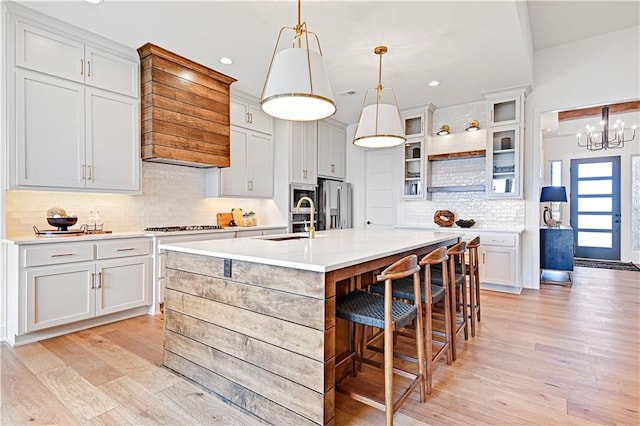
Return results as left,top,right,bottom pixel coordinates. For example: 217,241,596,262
25,243,94,267
481,233,516,247
96,239,151,259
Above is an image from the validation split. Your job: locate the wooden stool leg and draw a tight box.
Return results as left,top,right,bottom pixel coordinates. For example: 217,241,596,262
468,270,476,337
475,266,481,322
384,281,394,426
460,277,469,340
448,257,458,361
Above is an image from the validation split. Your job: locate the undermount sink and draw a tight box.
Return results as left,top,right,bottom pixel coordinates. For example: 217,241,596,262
262,235,309,241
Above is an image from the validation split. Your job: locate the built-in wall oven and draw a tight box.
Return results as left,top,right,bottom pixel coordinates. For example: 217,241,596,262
290,183,317,233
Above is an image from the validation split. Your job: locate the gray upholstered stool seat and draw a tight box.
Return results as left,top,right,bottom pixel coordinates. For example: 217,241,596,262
336,290,417,330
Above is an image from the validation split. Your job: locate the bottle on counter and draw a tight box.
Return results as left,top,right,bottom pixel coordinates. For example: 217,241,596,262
95,210,103,231
88,210,96,231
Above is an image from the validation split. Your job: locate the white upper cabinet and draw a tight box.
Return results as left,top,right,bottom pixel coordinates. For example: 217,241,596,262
289,121,318,185
230,96,273,135
484,87,527,199
15,21,138,97
317,120,346,180
8,10,140,192
206,126,274,198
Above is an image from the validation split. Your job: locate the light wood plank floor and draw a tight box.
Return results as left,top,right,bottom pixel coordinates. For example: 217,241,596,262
2,266,638,425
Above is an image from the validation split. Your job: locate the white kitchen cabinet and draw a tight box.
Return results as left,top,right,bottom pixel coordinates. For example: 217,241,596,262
402,138,425,199
230,95,272,135
206,126,274,198
484,87,526,199
317,120,346,180
402,111,425,138
15,21,138,97
478,232,522,293
289,121,318,185
7,237,152,345
8,10,140,193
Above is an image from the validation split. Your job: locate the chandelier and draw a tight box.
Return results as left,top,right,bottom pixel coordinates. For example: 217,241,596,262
577,106,637,150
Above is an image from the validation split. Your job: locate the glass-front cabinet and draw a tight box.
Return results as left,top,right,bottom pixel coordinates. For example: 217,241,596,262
402,138,424,198
403,113,425,138
487,125,520,197
488,95,522,126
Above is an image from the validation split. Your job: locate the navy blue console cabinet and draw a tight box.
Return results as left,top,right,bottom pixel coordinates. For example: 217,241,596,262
540,226,574,271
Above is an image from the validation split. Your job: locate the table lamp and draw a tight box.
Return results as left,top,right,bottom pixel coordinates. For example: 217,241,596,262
540,186,567,227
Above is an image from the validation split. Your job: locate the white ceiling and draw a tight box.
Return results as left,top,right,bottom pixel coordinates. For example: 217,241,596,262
13,0,640,124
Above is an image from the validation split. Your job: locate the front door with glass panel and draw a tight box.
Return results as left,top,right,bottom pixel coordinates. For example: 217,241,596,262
570,156,621,260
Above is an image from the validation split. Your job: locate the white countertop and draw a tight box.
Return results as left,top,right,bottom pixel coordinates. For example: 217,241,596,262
159,228,461,273
3,225,287,245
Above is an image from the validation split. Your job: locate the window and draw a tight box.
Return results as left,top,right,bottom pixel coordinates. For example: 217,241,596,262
549,160,563,221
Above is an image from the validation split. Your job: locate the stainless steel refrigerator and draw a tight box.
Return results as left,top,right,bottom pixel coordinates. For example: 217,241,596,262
317,178,352,230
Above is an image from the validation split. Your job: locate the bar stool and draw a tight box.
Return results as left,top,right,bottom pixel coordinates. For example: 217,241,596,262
335,255,426,425
430,241,468,360
466,236,481,335
369,246,453,394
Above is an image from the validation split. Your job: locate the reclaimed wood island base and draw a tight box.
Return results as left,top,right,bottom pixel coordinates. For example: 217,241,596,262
160,229,459,425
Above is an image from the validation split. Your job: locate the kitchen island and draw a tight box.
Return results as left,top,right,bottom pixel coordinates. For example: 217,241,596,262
159,228,459,425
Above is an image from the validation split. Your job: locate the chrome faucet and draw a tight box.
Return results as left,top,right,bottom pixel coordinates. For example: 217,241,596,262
295,196,315,239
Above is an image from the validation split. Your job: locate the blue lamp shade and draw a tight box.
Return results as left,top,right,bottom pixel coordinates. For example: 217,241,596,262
540,186,567,202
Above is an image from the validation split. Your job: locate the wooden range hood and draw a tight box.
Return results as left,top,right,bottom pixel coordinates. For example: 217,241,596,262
138,43,236,168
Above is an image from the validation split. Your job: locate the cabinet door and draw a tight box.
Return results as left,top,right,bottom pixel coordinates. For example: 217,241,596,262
15,21,84,83
402,138,424,198
248,103,272,135
95,256,151,316
247,132,274,197
487,124,520,198
480,246,516,286
26,263,95,332
230,98,249,128
85,46,139,97
488,95,522,126
317,122,346,179
220,128,250,195
85,88,140,191
403,113,425,138
15,70,85,188
330,126,346,179
289,121,317,185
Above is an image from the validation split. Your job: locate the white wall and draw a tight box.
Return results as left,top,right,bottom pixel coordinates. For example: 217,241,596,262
524,26,640,288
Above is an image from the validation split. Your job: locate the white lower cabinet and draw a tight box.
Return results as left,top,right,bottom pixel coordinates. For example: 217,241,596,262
7,237,151,345
478,232,522,293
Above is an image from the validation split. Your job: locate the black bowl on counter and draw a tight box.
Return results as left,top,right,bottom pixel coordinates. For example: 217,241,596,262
47,217,78,231
455,219,476,228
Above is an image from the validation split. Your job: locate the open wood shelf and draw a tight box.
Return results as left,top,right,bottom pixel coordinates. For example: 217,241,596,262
427,150,486,161
427,185,486,193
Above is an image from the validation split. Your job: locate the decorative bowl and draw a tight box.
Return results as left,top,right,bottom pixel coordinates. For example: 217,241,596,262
47,217,78,231
455,219,476,228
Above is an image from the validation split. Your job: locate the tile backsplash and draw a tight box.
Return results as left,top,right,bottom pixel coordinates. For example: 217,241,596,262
401,157,525,229
5,162,285,237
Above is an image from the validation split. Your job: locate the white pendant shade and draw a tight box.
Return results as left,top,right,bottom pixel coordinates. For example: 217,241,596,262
353,103,406,148
261,47,336,121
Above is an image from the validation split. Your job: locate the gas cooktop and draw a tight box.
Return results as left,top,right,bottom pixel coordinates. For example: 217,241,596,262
145,225,224,232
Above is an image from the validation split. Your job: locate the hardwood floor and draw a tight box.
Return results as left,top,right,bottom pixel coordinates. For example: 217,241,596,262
2,266,638,425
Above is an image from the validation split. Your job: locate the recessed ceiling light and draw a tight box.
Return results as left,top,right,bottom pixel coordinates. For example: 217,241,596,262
428,80,440,87
219,57,233,65
85,0,103,4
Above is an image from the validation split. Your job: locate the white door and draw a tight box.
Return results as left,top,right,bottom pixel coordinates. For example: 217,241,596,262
96,257,150,316
16,70,85,188
26,263,95,332
365,148,398,227
85,88,139,191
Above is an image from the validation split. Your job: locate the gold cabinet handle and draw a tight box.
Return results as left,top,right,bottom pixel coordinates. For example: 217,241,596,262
80,59,84,75
97,272,103,289
91,272,96,289
87,60,91,77
51,253,75,258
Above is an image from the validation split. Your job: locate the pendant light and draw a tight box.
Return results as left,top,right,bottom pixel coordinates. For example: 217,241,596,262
353,46,406,148
261,0,336,121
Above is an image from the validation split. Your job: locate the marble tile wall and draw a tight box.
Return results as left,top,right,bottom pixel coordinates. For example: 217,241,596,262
5,162,285,237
